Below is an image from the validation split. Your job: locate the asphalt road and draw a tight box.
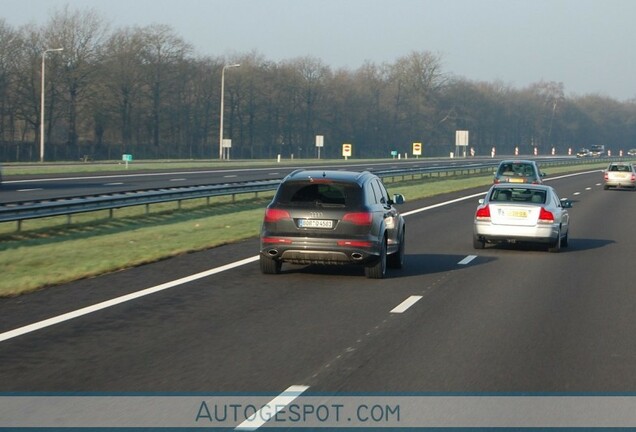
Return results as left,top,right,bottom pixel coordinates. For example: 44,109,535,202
0,157,571,203
2,169,635,399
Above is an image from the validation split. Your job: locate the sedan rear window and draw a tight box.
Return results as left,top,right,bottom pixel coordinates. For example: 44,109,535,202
491,188,546,204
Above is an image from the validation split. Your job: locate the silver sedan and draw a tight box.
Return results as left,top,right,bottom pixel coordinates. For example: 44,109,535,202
473,184,572,252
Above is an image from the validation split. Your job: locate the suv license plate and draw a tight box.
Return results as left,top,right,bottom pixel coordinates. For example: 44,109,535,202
299,219,333,229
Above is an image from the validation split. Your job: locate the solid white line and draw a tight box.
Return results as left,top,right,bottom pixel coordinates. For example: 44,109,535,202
402,192,486,217
224,175,238,178
390,295,423,314
458,255,477,265
0,256,259,343
17,188,43,192
235,385,309,431
104,182,124,186
170,178,186,181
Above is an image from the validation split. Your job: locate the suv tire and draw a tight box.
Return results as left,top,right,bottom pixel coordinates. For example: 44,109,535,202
387,229,405,269
365,237,387,279
260,255,282,274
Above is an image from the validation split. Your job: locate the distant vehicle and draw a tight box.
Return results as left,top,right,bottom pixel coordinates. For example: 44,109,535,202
576,148,591,158
493,160,545,184
259,169,406,278
473,184,572,253
589,144,606,157
627,149,636,156
603,162,636,190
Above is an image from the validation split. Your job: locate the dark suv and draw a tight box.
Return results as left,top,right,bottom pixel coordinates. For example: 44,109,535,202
259,169,406,278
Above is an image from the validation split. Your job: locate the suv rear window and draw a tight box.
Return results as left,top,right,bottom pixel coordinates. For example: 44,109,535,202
275,181,362,207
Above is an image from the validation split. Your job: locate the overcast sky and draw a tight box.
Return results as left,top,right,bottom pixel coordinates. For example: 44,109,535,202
3,0,635,100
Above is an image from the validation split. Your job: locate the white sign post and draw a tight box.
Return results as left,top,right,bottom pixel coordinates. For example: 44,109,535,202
455,130,469,158
222,138,232,160
316,135,324,159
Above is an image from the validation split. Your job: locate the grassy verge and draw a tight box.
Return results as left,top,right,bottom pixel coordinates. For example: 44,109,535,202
0,162,606,297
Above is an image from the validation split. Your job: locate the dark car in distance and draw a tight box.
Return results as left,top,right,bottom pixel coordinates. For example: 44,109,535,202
259,169,406,278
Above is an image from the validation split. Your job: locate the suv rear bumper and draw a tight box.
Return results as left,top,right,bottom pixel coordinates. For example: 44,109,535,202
260,238,381,265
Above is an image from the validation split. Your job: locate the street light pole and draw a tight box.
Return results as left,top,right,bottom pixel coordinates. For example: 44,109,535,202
40,47,63,163
219,63,240,160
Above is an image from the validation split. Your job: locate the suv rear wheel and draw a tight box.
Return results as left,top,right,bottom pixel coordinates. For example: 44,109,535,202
387,229,405,269
260,255,282,274
365,237,387,279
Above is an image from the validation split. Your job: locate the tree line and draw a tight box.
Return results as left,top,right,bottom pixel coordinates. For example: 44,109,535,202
1,7,635,162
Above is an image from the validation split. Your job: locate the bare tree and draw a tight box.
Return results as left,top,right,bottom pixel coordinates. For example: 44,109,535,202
43,5,109,159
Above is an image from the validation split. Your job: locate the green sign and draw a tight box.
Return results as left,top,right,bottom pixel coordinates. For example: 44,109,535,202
122,154,133,162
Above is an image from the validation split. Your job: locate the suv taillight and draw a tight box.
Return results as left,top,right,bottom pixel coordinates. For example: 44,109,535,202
475,205,491,220
538,207,554,223
342,212,373,226
604,172,609,180
264,208,291,223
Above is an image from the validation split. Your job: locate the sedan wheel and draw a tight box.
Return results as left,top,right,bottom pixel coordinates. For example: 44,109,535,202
548,230,561,253
473,236,485,249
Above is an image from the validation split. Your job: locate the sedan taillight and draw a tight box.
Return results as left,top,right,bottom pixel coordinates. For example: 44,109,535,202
538,207,555,224
475,205,491,220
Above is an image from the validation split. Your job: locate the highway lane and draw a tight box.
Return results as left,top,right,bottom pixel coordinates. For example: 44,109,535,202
0,159,471,203
3,170,636,398
0,157,569,203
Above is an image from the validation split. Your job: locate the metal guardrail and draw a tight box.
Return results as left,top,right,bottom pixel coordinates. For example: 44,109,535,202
0,158,611,229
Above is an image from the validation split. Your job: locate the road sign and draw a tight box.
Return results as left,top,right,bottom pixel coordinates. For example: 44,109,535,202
413,142,422,156
342,143,352,159
455,130,469,146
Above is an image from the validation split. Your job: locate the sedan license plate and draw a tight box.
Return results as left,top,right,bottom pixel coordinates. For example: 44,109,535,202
506,209,528,218
509,177,524,183
299,219,333,229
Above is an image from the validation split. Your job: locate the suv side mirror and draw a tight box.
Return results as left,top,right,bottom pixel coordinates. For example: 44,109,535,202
560,198,573,208
391,194,405,205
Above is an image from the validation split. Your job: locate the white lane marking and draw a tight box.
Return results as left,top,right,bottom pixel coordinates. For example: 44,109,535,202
104,182,124,186
268,172,279,175
224,175,238,178
402,191,486,217
390,295,423,314
17,188,43,192
596,183,602,186
585,187,592,190
235,385,309,431
573,192,581,196
0,256,259,343
458,255,477,265
170,178,186,182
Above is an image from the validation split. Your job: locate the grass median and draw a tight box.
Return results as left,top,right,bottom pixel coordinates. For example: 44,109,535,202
0,162,606,297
